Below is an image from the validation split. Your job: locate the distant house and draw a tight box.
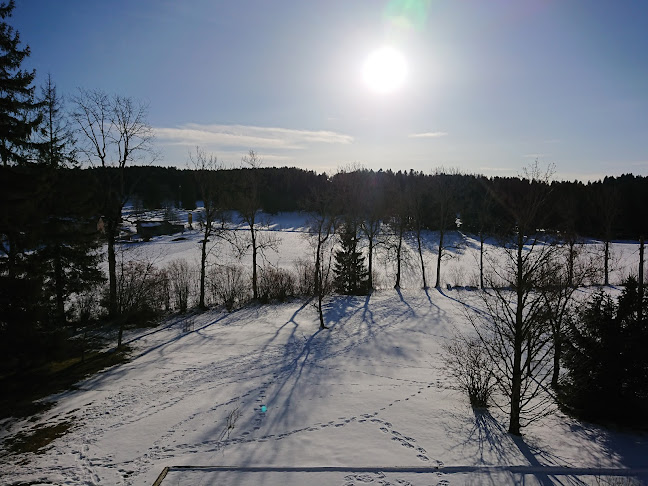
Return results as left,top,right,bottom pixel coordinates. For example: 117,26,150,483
136,220,185,241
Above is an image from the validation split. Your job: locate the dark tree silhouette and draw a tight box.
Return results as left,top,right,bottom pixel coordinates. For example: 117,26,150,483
333,220,369,295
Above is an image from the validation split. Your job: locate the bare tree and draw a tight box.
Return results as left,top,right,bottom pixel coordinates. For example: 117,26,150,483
304,183,337,329
190,147,228,310
539,240,596,388
640,236,645,319
357,171,386,291
469,162,557,435
473,179,497,289
595,184,620,286
72,89,154,320
383,175,410,289
408,174,430,289
431,169,461,289
235,150,279,300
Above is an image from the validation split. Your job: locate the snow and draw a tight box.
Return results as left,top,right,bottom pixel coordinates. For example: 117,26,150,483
1,213,646,485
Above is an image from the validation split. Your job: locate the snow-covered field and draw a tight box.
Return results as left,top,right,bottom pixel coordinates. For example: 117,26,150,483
1,213,646,485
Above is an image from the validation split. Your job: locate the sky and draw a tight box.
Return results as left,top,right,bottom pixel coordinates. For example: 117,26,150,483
12,0,648,181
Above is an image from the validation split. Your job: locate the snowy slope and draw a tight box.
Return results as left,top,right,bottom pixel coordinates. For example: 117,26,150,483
1,214,646,485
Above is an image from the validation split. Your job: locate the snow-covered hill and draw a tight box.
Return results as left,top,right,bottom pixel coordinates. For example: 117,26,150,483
1,214,646,485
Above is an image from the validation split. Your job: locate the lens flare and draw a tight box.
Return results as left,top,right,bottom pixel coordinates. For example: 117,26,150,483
384,0,431,31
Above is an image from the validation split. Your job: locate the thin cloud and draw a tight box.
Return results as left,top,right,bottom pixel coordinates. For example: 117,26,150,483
408,131,448,139
155,123,354,150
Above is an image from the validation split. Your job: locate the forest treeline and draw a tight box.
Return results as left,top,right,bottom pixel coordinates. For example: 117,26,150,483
25,164,648,240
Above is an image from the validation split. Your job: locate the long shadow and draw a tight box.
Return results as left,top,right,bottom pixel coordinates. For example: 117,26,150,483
423,287,441,310
226,292,426,470
259,298,313,359
436,287,489,317
395,288,416,317
131,312,231,360
511,434,559,486
446,408,589,486
79,311,234,391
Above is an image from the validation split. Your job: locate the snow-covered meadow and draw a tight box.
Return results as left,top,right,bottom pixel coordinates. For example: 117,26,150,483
1,212,646,485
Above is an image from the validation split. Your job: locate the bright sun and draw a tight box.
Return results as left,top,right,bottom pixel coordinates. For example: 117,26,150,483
362,46,408,94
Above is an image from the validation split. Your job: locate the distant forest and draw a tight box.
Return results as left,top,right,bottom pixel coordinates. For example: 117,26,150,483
43,165,648,240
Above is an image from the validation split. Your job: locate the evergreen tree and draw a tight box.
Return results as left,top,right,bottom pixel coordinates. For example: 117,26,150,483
37,74,76,167
562,277,648,425
333,221,368,295
0,1,50,363
31,76,104,327
0,0,43,166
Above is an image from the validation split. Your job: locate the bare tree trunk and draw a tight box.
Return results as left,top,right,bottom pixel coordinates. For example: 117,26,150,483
107,225,117,318
394,229,403,289
604,240,610,286
315,237,328,329
640,236,644,318
479,234,485,289
509,238,525,436
367,239,374,290
199,235,208,309
435,229,445,288
509,328,523,435
251,226,258,299
567,239,575,288
318,289,326,329
416,228,427,289
551,331,561,389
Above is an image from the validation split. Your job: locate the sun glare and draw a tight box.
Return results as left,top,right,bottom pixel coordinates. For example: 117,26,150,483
362,46,408,94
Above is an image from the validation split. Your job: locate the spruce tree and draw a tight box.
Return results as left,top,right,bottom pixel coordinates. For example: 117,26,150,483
0,0,43,166
35,78,104,325
333,221,369,295
0,1,50,362
562,277,648,425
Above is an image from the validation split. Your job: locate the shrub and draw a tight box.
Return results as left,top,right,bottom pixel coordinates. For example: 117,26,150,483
115,259,167,323
442,335,496,409
208,265,249,311
294,259,315,296
166,259,194,312
258,266,296,303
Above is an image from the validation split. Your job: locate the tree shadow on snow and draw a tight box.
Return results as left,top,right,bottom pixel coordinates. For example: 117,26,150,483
228,293,426,468
445,408,591,486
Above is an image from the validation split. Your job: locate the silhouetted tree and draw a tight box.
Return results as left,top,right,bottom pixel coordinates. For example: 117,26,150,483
190,147,228,310
469,162,557,435
304,181,337,329
562,277,648,425
73,90,154,329
235,151,278,300
431,169,461,289
333,219,369,295
384,173,410,289
0,0,43,166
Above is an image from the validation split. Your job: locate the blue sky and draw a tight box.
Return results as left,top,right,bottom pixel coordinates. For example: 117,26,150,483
13,0,648,180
